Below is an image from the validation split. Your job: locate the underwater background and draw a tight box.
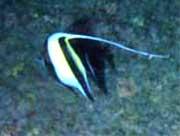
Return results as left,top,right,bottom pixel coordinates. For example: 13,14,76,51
0,0,179,135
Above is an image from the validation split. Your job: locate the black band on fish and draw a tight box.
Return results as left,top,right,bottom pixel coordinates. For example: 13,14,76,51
59,37,94,101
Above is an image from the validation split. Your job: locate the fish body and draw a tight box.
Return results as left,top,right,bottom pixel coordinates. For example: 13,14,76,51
45,33,94,101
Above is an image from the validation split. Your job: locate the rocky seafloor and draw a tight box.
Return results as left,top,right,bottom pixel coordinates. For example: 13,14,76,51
0,0,179,135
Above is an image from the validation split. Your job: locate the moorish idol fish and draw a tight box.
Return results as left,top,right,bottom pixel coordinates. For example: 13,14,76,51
43,32,169,101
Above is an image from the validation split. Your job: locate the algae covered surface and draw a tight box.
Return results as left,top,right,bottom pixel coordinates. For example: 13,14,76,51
0,0,179,135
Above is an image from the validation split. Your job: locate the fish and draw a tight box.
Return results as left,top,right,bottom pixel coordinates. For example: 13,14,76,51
43,32,169,101
43,18,169,101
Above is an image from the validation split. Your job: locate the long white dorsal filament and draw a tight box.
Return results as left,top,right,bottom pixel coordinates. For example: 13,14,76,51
57,33,169,59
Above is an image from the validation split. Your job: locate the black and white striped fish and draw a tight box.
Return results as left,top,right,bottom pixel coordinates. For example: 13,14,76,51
43,32,168,101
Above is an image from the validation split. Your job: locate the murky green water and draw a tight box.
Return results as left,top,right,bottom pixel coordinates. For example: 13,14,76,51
0,0,179,135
